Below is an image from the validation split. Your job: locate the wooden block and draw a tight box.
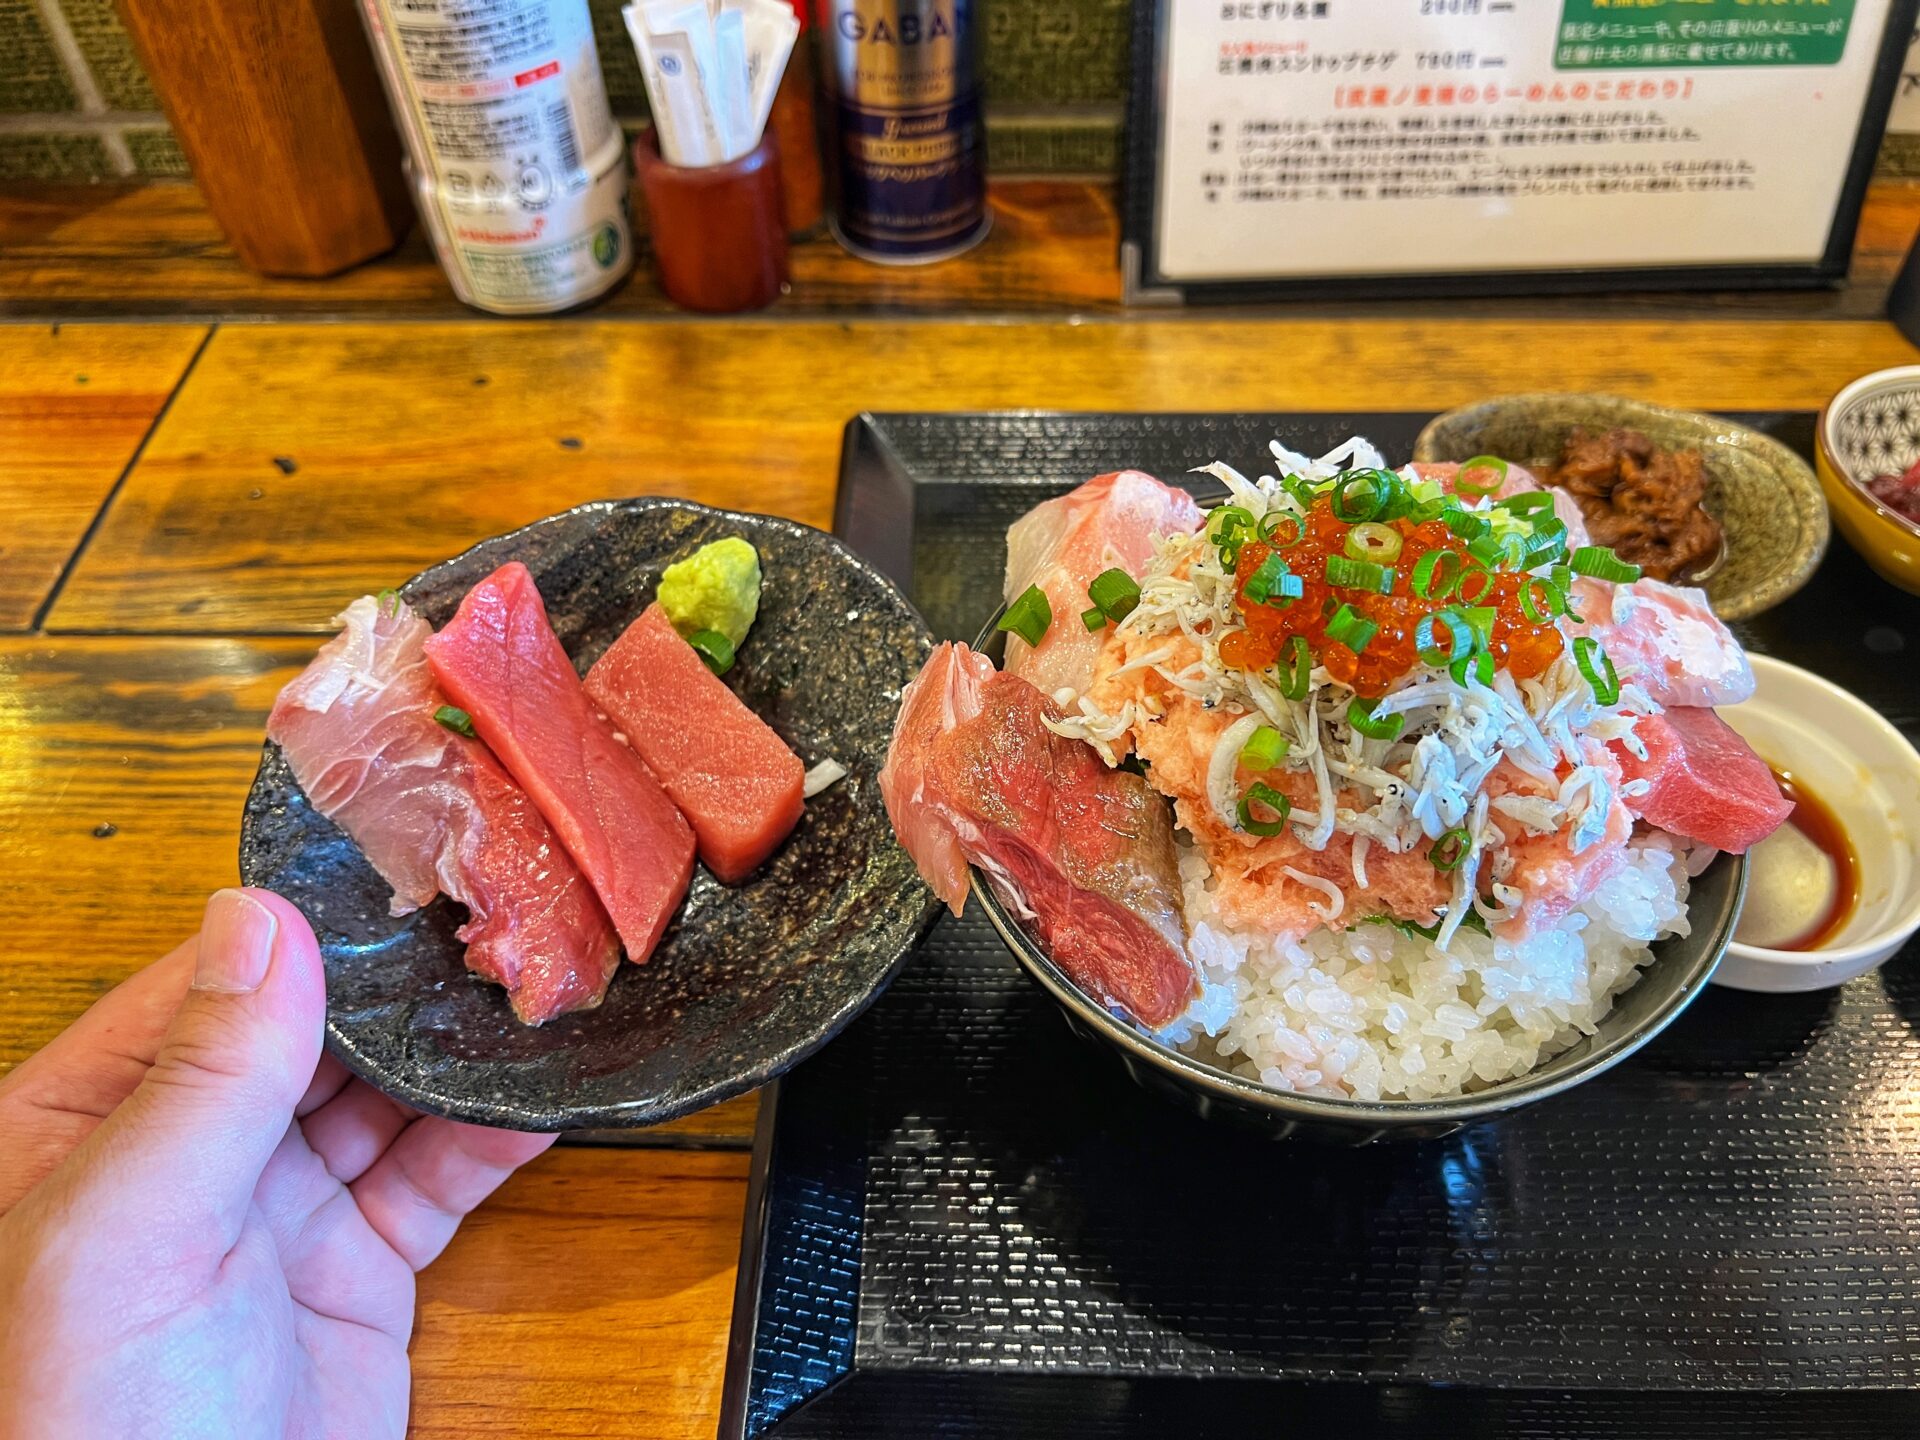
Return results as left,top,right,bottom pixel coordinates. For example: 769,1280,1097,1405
410,1145,748,1439
49,316,1920,631
0,324,206,629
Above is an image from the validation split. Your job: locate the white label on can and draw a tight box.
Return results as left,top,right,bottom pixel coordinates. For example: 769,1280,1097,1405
362,0,632,313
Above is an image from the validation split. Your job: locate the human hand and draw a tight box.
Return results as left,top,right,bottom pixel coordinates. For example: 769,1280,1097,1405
0,888,556,1439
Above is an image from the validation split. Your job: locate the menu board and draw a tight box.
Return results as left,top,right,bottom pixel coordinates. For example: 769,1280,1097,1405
1125,0,1916,299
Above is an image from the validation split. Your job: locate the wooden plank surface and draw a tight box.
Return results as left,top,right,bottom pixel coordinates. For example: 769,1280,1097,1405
0,324,207,629
409,1146,748,1439
0,179,1117,320
5,177,1920,321
46,315,1920,632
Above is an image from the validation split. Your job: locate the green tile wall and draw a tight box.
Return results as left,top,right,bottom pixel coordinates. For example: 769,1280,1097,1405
0,132,106,180
0,0,78,112
124,127,190,178
60,0,157,109
5,0,1915,195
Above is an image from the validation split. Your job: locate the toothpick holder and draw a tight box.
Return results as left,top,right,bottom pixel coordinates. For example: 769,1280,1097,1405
633,128,789,313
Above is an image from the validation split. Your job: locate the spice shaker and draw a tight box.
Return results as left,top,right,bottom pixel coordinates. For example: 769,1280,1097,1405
814,0,989,263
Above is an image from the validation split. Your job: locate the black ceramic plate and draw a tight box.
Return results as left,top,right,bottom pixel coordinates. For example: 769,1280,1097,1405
238,498,939,1130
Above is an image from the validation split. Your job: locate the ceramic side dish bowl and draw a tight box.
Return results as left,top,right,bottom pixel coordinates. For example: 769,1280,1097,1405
1414,393,1828,620
240,498,940,1130
1817,365,1920,595
967,616,1746,1144
1715,655,1920,994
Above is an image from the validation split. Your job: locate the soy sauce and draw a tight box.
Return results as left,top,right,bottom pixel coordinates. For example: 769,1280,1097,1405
1735,767,1859,952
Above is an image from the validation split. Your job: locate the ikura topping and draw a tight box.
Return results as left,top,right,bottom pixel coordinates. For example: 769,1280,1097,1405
1220,502,1568,698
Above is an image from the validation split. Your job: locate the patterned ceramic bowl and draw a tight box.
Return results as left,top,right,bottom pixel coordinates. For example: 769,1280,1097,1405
1414,394,1828,620
1817,366,1920,595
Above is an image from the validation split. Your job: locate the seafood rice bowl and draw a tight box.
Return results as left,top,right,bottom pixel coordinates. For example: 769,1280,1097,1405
882,439,1790,1103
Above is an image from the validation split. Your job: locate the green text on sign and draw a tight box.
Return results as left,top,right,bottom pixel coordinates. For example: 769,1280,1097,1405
1557,0,1857,70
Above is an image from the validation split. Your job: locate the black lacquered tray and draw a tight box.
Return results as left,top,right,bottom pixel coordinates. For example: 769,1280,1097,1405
721,413,1920,1438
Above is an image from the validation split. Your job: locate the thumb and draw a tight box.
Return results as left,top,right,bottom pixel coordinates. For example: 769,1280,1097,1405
60,888,326,1271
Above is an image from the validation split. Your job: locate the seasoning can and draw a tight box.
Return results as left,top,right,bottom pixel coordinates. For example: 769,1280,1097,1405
814,0,989,264
358,0,633,314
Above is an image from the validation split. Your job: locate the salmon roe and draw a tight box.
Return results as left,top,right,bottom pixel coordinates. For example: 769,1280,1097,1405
1218,501,1564,699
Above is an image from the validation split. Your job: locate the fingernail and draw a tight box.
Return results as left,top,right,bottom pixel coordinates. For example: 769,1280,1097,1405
194,889,279,993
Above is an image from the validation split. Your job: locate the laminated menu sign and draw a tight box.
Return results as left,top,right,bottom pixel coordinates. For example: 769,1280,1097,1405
1127,0,1913,297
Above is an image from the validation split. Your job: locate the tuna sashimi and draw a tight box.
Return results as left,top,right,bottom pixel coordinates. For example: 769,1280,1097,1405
1574,576,1754,708
1002,470,1203,701
584,603,804,884
425,562,696,965
880,640,998,913
1613,706,1790,853
267,595,620,1024
882,643,1196,1027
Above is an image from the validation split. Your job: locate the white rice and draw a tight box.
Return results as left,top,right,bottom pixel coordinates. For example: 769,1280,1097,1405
1157,834,1693,1102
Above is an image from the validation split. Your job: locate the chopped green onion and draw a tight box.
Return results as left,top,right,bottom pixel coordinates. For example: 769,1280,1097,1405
688,629,736,675
1209,505,1255,543
1400,493,1448,525
1280,474,1320,510
1276,635,1312,700
1410,549,1463,600
434,705,476,738
1345,521,1404,563
1573,635,1621,705
1415,608,1471,666
1460,605,1498,649
1237,780,1292,837
1429,826,1472,870
1244,552,1303,606
1455,455,1509,497
376,587,400,616
1519,576,1567,625
1240,725,1289,770
1258,511,1305,548
1347,698,1406,741
1332,469,1399,523
1450,651,1495,687
1442,506,1490,541
1324,603,1379,655
997,584,1052,647
1082,605,1107,631
1325,554,1396,595
1467,531,1527,570
1570,545,1642,583
1550,562,1573,592
1454,565,1495,604
1521,520,1569,567
1087,567,1140,623
1493,491,1556,517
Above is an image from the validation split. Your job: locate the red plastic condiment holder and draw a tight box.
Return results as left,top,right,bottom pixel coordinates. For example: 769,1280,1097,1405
633,129,790,313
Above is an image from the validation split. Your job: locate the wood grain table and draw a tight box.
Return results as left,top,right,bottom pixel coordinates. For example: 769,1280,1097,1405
4,185,1920,1435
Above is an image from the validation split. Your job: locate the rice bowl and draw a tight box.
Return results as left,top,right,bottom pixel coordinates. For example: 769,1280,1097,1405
884,437,1778,1125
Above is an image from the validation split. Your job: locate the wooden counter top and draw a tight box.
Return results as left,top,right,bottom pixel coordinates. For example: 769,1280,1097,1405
4,184,1920,1432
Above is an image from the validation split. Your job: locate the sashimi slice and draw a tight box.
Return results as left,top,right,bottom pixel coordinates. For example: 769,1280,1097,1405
1002,470,1204,701
1572,575,1754,709
879,641,997,914
882,644,1196,1027
267,595,620,1024
1613,706,1790,853
425,562,696,965
584,603,804,884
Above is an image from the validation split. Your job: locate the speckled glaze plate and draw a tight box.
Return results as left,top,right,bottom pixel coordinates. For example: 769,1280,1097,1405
1414,394,1829,620
238,499,938,1131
